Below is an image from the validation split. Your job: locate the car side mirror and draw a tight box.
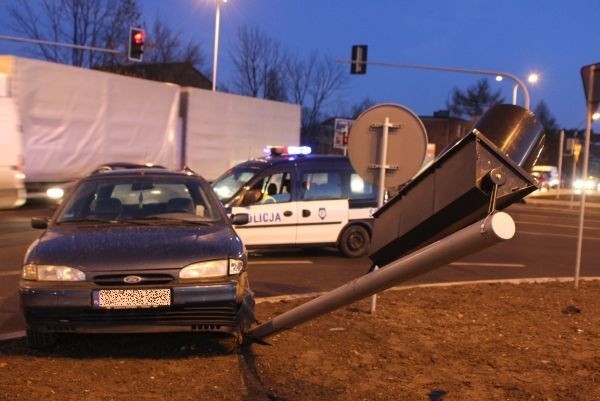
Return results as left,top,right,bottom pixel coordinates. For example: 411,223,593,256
231,213,249,226
31,217,49,230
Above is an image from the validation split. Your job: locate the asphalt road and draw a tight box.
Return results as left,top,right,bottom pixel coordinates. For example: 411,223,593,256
1,199,600,338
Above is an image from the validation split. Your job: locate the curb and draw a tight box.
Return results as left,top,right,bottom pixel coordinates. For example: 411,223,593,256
525,196,600,208
255,276,600,304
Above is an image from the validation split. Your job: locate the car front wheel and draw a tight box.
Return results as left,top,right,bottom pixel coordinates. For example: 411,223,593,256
339,225,370,258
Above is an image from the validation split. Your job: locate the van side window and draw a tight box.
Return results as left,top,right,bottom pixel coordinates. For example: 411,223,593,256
246,172,292,205
349,173,377,200
301,171,343,201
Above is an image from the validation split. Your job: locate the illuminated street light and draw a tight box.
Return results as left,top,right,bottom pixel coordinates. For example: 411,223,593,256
212,0,228,91
527,73,539,84
593,112,600,121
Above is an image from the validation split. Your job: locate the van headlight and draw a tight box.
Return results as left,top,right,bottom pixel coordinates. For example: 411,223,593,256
22,264,86,281
179,258,245,279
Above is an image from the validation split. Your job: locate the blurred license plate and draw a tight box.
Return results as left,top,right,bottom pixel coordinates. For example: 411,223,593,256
94,289,171,309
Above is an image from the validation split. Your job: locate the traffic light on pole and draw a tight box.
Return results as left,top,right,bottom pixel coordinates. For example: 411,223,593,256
350,45,368,74
128,27,145,62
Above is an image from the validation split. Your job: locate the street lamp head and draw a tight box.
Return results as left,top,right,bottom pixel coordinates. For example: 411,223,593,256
495,75,503,82
593,112,600,121
527,73,539,84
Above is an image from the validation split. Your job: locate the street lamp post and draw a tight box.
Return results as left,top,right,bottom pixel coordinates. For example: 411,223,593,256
349,60,532,110
212,0,227,92
512,73,539,106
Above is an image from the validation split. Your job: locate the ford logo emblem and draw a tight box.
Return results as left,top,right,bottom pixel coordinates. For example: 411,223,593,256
123,275,143,284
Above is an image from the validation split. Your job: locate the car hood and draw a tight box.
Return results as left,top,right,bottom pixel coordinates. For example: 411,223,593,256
25,224,244,272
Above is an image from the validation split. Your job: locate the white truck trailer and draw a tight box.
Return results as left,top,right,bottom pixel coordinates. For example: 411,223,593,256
0,55,300,203
0,72,26,209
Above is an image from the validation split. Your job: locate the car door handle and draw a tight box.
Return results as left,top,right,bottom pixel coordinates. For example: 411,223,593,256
283,210,293,217
302,209,311,218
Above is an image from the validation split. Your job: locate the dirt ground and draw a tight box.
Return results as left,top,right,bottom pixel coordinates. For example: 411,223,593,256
0,280,598,401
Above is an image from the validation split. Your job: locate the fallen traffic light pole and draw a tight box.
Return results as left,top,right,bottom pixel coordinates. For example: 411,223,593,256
246,211,515,342
246,104,543,344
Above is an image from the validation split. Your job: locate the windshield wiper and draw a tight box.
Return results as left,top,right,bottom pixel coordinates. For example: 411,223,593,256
124,216,214,225
57,218,118,224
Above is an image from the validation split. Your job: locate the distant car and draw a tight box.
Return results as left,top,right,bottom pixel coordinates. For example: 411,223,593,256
20,167,252,348
530,165,559,191
573,176,598,193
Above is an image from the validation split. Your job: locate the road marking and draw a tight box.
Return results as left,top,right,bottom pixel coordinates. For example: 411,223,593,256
518,230,600,241
0,270,21,277
450,262,525,268
250,260,314,265
518,220,600,231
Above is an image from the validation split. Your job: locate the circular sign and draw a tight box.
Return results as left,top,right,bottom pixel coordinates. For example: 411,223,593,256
347,103,428,188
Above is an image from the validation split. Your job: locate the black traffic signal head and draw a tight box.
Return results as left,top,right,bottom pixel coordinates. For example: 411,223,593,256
128,27,145,62
350,45,367,74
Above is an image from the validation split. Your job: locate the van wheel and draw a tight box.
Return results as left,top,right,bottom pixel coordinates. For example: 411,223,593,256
339,225,370,258
26,329,57,349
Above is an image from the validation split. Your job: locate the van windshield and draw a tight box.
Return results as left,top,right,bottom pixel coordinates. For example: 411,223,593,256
212,166,260,202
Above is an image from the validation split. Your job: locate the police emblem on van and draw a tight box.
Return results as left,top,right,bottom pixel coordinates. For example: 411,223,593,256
318,208,326,220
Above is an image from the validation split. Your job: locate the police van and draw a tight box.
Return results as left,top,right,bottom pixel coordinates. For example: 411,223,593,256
211,146,378,257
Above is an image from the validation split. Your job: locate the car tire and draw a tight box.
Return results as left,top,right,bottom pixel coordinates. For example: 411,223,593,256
26,329,57,349
339,224,370,258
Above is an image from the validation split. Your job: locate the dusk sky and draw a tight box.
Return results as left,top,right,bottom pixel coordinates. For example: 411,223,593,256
1,0,599,129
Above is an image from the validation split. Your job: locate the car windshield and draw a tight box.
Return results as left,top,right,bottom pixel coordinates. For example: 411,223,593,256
57,176,223,224
211,166,261,202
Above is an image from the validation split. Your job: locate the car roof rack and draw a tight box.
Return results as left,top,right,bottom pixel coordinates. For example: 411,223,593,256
90,162,166,175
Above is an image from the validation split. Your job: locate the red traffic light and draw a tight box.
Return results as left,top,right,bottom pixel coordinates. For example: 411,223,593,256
128,27,145,62
132,31,144,45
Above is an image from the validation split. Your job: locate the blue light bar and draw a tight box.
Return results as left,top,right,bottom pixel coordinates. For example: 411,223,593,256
264,145,312,156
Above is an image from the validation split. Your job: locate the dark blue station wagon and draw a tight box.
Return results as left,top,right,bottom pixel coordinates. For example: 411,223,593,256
20,167,252,348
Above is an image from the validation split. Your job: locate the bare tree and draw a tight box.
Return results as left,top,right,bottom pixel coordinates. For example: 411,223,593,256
229,25,286,100
304,54,347,130
533,100,562,166
8,0,141,67
141,17,208,71
229,24,348,145
7,0,207,71
347,98,377,119
283,52,348,129
447,78,504,119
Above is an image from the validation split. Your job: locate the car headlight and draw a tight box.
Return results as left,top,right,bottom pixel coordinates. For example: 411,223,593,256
179,258,245,279
22,264,86,281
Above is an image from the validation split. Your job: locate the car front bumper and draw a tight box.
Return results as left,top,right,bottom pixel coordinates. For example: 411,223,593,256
20,280,255,334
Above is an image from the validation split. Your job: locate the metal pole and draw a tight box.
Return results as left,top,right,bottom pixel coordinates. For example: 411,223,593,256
339,59,530,110
370,117,391,313
574,69,595,288
512,84,518,105
557,130,564,199
377,117,390,207
0,34,119,54
247,212,515,342
570,151,577,207
212,1,221,92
